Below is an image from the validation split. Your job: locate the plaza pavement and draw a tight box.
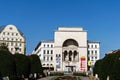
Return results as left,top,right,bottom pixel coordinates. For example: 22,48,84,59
38,76,91,80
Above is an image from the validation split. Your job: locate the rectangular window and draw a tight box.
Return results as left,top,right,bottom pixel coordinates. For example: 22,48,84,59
19,43,21,46
12,33,14,36
91,51,93,55
47,56,49,61
51,57,53,61
44,44,45,47
43,56,45,61
95,57,97,59
19,48,21,51
88,45,89,48
3,32,5,35
11,42,13,46
51,45,53,47
91,45,93,48
47,44,49,47
95,45,97,48
43,50,46,54
47,50,49,54
88,51,90,55
51,50,53,54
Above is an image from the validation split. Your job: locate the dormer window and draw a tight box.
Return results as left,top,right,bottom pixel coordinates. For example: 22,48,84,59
9,27,13,30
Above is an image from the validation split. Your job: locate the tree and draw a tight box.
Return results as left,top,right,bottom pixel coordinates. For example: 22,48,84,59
0,50,16,78
0,43,8,51
28,54,44,78
14,54,30,78
93,50,120,80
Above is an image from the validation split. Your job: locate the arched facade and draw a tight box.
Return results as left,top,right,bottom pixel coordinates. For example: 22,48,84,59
54,27,88,72
62,39,79,72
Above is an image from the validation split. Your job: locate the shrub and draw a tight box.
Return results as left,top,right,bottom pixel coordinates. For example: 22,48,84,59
50,72,64,76
28,54,44,78
0,50,16,77
14,54,30,78
73,72,86,76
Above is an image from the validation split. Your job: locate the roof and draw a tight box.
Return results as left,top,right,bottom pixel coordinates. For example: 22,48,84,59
34,40,54,51
87,40,100,43
41,40,54,43
0,26,5,33
0,24,24,37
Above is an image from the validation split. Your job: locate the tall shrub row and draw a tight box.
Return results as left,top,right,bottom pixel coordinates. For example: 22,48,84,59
0,50,43,80
93,51,120,80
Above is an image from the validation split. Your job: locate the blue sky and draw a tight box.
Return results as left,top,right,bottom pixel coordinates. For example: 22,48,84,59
0,0,120,58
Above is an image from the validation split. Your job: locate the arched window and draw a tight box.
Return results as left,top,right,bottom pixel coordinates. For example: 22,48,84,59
63,39,78,47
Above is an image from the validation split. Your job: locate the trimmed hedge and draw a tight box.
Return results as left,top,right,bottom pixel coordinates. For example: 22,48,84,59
50,72,64,76
93,51,120,80
73,72,87,76
0,50,44,79
0,50,16,78
14,54,30,78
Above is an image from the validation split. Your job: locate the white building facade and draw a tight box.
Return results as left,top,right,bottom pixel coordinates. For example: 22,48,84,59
0,24,26,54
32,27,100,72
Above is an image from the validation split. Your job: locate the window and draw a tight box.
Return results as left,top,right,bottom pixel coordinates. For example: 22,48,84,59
43,50,46,54
3,32,5,35
19,48,21,51
51,57,53,61
92,57,93,60
11,42,13,46
91,51,93,55
43,56,45,61
39,54,41,57
51,50,53,54
47,56,49,61
11,48,13,51
95,57,97,59
43,64,45,66
7,32,9,35
47,44,49,47
50,64,53,66
88,51,90,55
56,54,58,57
51,45,53,47
16,43,18,46
91,45,93,48
47,50,49,54
16,33,18,36
95,51,97,54
12,33,14,36
19,43,21,46
88,45,89,48
95,45,97,48
9,27,13,30
44,44,45,47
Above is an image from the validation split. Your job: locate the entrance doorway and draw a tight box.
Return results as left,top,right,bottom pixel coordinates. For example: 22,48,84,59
66,66,75,72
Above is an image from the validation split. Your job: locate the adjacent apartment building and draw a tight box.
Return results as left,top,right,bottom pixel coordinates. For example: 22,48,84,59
32,27,100,72
0,24,26,54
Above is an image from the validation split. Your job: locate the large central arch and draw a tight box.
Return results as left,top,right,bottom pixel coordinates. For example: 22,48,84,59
62,39,79,72
62,39,79,47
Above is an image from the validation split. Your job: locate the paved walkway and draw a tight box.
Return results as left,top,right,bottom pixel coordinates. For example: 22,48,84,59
38,76,91,80
38,76,56,80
